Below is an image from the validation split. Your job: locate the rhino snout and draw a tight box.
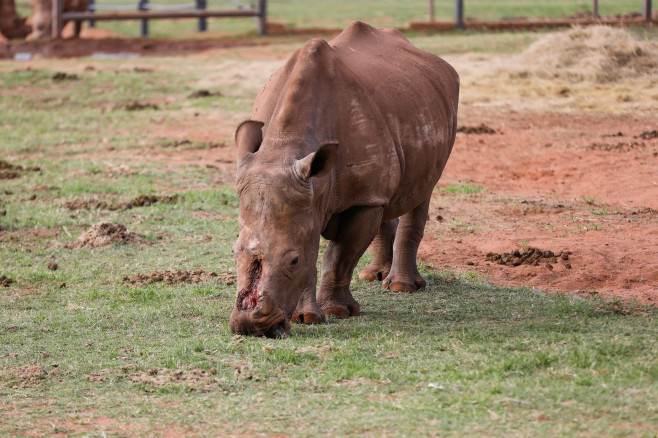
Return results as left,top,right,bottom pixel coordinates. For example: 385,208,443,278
231,259,291,337
229,296,290,338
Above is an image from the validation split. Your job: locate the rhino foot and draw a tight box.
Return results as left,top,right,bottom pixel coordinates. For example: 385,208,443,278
321,301,360,318
383,273,427,292
358,263,391,282
291,310,325,324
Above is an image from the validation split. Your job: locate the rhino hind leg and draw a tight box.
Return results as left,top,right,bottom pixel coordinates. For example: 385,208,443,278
383,198,430,292
358,218,398,282
318,206,384,318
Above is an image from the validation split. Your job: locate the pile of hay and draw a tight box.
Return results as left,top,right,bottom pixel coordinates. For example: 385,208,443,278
517,25,658,83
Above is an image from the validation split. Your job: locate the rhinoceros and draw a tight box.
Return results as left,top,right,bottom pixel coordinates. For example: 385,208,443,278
0,0,31,39
230,21,459,337
28,0,89,39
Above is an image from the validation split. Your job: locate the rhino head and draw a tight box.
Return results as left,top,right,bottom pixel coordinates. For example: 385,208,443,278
229,120,338,337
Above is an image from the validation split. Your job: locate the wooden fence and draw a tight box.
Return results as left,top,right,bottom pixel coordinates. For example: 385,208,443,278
51,0,266,38
437,0,653,29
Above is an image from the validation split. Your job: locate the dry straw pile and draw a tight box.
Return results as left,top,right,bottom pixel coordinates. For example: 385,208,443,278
454,25,658,111
517,25,658,83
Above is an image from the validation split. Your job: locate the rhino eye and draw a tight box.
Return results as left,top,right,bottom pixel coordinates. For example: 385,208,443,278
291,256,299,266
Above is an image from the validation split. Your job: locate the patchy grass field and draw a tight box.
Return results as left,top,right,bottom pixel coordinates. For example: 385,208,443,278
1,29,658,436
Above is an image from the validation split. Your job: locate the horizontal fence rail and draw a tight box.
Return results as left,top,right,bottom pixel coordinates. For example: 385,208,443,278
47,0,652,40
51,0,267,38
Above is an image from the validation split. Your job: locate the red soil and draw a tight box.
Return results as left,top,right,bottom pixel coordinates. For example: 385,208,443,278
420,106,657,303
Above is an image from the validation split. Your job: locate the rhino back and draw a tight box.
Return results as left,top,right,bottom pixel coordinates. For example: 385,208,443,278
251,21,459,218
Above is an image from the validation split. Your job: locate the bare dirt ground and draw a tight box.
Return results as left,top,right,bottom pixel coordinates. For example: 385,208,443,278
422,107,657,304
4,26,656,304
134,105,657,303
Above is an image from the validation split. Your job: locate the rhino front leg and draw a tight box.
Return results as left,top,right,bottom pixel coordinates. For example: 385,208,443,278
291,277,325,325
383,198,430,292
318,206,384,317
358,218,398,282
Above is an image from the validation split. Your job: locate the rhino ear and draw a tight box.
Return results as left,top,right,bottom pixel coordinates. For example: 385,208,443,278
235,120,264,155
295,141,338,180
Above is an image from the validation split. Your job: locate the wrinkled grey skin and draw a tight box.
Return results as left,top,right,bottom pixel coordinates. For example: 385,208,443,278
230,21,459,337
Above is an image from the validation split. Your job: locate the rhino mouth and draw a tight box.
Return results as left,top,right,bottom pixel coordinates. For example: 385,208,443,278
231,260,290,338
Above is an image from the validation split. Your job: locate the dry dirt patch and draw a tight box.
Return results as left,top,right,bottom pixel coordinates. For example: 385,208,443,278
0,365,48,388
128,367,229,392
63,194,178,211
122,268,235,286
0,159,40,179
421,107,657,303
68,222,142,249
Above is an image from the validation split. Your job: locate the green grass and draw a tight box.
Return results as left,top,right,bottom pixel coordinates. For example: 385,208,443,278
441,183,486,195
2,31,658,437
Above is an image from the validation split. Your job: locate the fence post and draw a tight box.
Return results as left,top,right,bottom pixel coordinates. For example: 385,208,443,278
88,0,96,27
429,0,435,22
139,0,148,36
592,0,598,17
454,0,464,29
257,0,267,35
196,0,207,31
51,0,63,38
643,0,653,22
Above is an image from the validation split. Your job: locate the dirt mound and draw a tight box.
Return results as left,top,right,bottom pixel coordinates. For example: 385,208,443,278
63,194,178,211
122,268,235,285
51,72,79,82
0,159,40,179
122,194,177,209
1,274,15,287
128,367,228,392
0,365,47,388
188,89,222,98
122,101,159,111
637,130,658,140
63,198,111,211
586,141,648,152
486,247,572,269
457,124,496,134
517,25,658,83
68,222,142,249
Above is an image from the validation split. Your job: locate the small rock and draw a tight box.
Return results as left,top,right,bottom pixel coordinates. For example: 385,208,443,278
0,210,6,216
545,262,553,270
28,194,37,201
436,215,443,221
47,262,58,271
565,263,572,269
466,261,475,266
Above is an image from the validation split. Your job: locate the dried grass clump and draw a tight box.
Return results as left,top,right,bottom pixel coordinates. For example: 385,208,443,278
516,26,658,83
